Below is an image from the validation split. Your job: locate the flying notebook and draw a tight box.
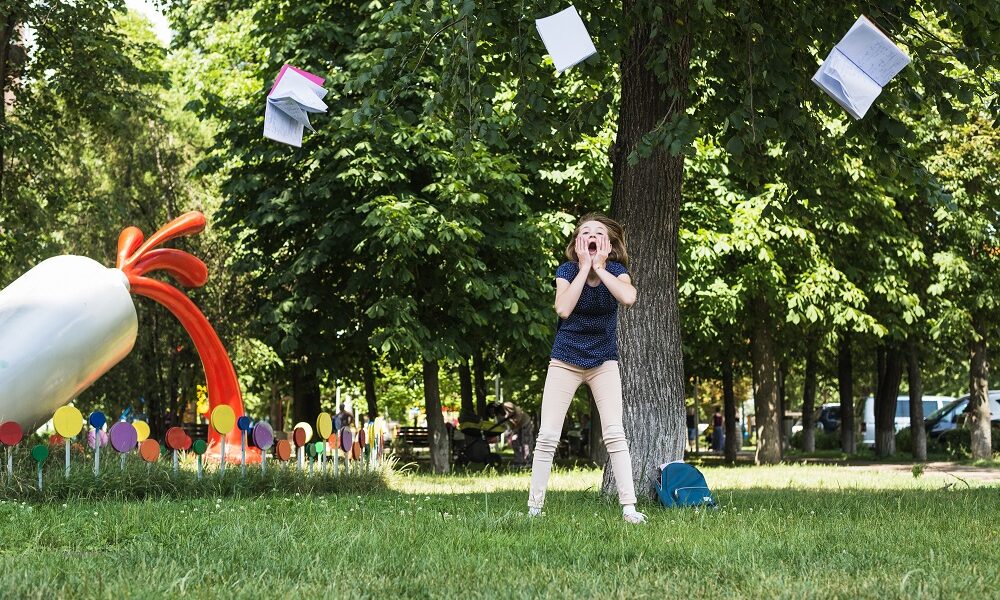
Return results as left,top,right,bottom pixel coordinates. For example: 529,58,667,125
263,64,328,147
812,15,910,120
535,5,597,74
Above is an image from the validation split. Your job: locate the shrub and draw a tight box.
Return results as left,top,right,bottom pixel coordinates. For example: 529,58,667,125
790,428,840,451
935,427,1000,458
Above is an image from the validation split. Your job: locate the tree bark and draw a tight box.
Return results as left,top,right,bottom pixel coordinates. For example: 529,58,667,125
604,1,692,499
874,345,903,457
777,360,788,450
291,360,321,428
363,359,378,419
801,340,818,453
458,358,475,418
751,295,782,464
0,15,17,202
969,314,992,460
906,340,927,462
722,356,739,463
838,334,856,454
422,359,450,474
269,381,283,430
473,352,488,417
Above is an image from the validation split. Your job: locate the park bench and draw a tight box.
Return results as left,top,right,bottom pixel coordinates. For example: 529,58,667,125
396,426,431,451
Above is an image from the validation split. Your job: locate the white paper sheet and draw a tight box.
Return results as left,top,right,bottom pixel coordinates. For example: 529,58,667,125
535,5,597,74
263,65,328,147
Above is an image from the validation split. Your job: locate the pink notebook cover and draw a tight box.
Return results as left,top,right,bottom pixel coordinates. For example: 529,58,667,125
269,64,325,95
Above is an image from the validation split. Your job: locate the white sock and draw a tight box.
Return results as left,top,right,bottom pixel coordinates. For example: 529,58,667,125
528,506,542,516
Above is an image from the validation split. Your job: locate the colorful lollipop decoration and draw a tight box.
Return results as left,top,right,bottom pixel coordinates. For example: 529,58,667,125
293,424,309,472
53,405,83,478
88,411,107,476
237,415,252,476
275,438,292,468
211,405,236,476
0,421,23,481
339,427,353,475
316,413,332,472
31,444,48,490
165,426,192,477
139,438,159,472
192,438,208,479
329,433,339,476
250,421,274,475
109,421,138,471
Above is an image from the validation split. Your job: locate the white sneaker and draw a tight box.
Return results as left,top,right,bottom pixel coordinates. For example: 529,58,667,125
623,507,647,524
528,507,543,517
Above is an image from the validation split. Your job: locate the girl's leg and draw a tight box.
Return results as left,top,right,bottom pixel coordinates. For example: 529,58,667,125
528,360,583,510
586,361,637,506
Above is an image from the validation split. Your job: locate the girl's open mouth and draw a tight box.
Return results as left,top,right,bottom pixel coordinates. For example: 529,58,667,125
588,242,597,252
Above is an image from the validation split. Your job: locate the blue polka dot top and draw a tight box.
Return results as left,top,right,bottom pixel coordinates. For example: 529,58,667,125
550,260,628,368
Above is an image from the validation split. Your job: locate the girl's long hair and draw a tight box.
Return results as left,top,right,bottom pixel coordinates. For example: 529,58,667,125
564,213,630,267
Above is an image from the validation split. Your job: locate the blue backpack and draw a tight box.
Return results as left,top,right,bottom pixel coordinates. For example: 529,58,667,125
656,461,718,508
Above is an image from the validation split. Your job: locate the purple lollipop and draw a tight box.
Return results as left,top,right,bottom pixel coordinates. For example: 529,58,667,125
251,422,274,450
339,428,353,453
109,421,137,454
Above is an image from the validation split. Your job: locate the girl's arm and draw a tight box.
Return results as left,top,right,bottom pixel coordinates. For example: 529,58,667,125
554,236,591,319
594,237,637,306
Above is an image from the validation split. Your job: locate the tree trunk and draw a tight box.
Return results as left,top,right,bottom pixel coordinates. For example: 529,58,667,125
778,360,787,450
422,359,450,474
588,388,608,465
722,356,739,463
269,381,283,429
838,334,856,454
969,315,992,461
458,358,475,418
801,340,818,453
363,359,378,419
473,352,488,417
751,295,782,464
0,15,17,202
874,345,903,457
291,361,321,428
604,1,692,499
906,340,927,462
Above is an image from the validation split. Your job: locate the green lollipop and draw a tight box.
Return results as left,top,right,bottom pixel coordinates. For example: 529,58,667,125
31,445,49,490
192,439,208,480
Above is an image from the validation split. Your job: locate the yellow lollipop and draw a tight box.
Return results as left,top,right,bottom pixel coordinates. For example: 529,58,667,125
316,413,333,439
53,405,83,438
133,420,151,442
211,405,236,434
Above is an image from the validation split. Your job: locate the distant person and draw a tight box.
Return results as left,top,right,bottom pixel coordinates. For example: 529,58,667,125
334,404,353,430
502,401,534,468
686,406,697,453
528,213,646,524
712,406,725,452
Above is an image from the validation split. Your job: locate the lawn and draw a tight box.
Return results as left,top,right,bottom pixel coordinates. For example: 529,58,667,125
2,462,998,599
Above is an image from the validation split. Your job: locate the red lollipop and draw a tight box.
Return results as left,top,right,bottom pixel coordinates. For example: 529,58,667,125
0,421,23,446
165,427,187,451
292,426,307,448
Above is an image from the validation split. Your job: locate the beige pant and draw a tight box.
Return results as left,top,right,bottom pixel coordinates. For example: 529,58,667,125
528,359,637,508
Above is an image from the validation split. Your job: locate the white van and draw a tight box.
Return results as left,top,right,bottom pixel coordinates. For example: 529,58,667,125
861,395,955,447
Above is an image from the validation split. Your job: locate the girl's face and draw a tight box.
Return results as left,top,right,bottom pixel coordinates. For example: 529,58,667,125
577,220,609,257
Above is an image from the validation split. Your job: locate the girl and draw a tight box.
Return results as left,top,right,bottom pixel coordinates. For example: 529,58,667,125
528,213,646,524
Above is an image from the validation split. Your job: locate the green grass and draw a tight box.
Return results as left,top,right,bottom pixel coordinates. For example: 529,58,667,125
2,463,999,599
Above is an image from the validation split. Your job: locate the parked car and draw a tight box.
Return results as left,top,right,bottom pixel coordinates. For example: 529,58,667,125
925,392,1000,439
790,405,839,434
861,395,954,447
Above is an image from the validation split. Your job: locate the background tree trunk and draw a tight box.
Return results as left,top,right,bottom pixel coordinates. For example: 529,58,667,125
603,1,691,500
473,352,488,417
752,295,782,464
0,15,16,200
458,358,475,417
291,360,321,428
269,381,283,429
906,340,927,461
363,359,378,419
778,360,788,451
838,334,856,454
801,341,818,453
969,315,992,460
723,356,739,463
874,346,903,457
422,359,450,474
